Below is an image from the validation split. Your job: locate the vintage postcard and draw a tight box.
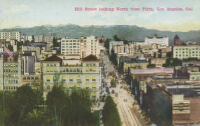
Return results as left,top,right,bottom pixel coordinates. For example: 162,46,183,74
0,0,200,126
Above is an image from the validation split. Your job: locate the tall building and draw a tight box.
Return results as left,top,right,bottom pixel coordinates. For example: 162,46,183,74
42,54,101,99
174,35,180,46
0,32,21,42
21,51,37,75
61,36,100,58
144,34,169,46
173,45,200,59
34,35,45,42
0,53,22,90
109,41,124,54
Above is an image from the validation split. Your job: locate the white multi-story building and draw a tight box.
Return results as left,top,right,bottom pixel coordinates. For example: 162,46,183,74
42,54,101,99
0,32,21,42
61,36,100,58
173,45,200,59
145,35,169,46
109,41,124,54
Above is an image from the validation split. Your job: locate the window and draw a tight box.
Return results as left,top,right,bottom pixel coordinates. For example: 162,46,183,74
85,84,90,88
46,77,50,82
85,76,89,81
92,76,96,81
69,76,73,82
62,76,66,82
92,84,96,88
76,76,81,83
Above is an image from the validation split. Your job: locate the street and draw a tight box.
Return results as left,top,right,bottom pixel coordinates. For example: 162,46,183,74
100,51,143,126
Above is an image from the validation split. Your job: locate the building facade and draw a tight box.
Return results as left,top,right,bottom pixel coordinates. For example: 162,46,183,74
0,53,22,90
145,35,169,46
0,32,21,42
42,54,101,99
61,36,100,58
173,45,200,59
109,41,124,54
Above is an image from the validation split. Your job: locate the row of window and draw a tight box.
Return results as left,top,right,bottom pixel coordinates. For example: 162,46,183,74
4,86,18,90
62,52,80,54
4,80,18,84
62,84,97,88
62,40,80,42
86,63,96,66
62,46,80,48
46,68,97,73
61,49,80,51
46,76,97,82
175,51,200,53
4,64,18,67
175,55,200,57
23,77,39,80
61,43,80,45
175,48,200,50
46,64,57,67
4,69,18,72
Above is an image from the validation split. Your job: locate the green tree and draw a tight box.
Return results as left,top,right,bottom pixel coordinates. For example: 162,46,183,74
147,64,156,68
63,89,97,126
110,49,117,66
102,96,121,126
113,35,121,41
104,38,111,50
7,45,13,51
163,58,182,67
46,86,69,126
5,85,43,126
53,37,59,47
23,40,30,46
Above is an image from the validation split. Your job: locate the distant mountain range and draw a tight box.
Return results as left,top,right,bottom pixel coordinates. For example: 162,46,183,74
0,24,200,42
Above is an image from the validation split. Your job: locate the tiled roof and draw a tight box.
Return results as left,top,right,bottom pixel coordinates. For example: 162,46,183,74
0,55,18,62
82,54,99,61
44,55,62,62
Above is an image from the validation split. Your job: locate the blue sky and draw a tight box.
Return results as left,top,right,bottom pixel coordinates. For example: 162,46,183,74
0,0,200,31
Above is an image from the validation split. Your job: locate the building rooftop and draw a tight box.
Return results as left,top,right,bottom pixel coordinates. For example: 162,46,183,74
44,54,62,62
29,42,47,47
82,54,99,61
0,55,19,62
167,88,199,97
131,68,174,75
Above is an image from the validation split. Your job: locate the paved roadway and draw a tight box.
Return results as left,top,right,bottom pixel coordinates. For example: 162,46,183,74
100,51,142,126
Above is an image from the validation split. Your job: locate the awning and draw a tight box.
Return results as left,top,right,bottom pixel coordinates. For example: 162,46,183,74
92,84,96,88
69,84,73,88
46,76,50,81
62,76,66,80
85,76,89,79
76,84,80,88
92,76,96,79
63,84,67,87
69,77,73,79
76,76,80,80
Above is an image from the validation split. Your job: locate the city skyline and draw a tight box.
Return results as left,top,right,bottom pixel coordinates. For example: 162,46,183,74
0,0,200,32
